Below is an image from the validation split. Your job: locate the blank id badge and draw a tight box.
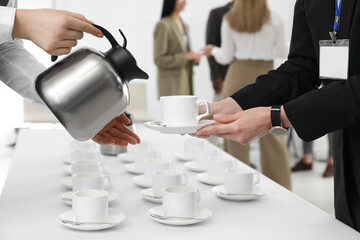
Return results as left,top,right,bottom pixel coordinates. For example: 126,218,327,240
319,39,349,80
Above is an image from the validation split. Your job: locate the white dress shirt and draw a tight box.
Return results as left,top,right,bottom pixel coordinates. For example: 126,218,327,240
211,12,288,65
0,0,45,104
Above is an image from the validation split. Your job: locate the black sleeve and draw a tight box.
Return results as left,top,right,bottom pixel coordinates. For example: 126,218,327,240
206,9,224,81
231,0,319,109
231,0,360,141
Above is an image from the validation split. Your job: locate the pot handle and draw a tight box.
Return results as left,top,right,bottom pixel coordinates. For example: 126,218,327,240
50,24,124,62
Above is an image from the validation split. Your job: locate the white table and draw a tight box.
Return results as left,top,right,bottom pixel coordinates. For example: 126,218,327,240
0,126,359,240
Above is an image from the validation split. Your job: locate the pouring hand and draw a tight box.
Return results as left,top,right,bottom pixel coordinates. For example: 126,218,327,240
12,9,104,56
92,113,141,146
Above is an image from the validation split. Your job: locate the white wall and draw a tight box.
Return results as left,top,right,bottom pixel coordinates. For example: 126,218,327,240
16,0,296,122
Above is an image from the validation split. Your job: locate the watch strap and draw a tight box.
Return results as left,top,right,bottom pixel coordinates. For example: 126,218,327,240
271,105,282,127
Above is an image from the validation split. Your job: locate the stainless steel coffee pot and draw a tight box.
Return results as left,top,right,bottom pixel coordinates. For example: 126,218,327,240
35,25,149,141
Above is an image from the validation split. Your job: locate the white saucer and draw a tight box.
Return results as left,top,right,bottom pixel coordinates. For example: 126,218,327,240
60,191,119,206
62,165,108,175
60,154,103,164
196,172,224,186
148,206,212,226
117,153,134,163
133,175,152,188
174,152,194,162
59,210,125,231
144,120,216,134
124,163,143,175
59,177,110,190
212,185,267,201
141,188,162,203
184,161,206,172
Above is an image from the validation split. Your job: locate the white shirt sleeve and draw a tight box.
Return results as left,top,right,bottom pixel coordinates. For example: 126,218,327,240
273,15,288,59
211,19,235,65
0,40,45,105
0,6,16,45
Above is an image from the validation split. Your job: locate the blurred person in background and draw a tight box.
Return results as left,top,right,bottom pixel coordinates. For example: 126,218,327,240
205,1,232,102
292,133,334,178
0,0,140,146
154,0,202,98
203,0,291,189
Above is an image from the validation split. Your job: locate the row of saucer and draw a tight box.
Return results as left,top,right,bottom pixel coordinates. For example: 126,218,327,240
119,149,268,202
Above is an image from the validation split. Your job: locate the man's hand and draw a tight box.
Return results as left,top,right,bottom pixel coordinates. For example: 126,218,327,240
12,9,103,56
92,113,140,146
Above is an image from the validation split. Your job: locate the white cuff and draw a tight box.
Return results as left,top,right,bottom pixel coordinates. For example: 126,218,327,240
0,6,16,45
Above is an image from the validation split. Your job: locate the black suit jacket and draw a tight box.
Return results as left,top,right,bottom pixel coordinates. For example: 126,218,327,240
205,3,232,81
232,0,360,142
232,0,360,231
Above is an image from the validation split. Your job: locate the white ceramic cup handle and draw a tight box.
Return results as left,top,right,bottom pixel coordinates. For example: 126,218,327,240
195,189,201,203
181,173,188,185
104,175,111,188
196,100,211,121
253,172,260,185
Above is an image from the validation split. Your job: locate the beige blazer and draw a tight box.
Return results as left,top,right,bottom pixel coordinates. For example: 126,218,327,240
154,16,194,98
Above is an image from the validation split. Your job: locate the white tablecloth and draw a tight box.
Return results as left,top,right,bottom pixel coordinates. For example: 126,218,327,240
0,126,359,240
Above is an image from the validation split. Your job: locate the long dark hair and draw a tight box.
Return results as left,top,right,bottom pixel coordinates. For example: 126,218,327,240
161,0,176,19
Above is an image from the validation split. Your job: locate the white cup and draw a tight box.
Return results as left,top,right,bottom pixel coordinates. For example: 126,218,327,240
134,148,159,172
160,95,210,127
72,172,111,191
152,170,188,197
143,159,173,185
69,140,97,152
72,190,108,223
207,157,235,182
194,147,220,169
127,139,152,158
225,168,260,194
183,138,208,159
71,160,103,174
70,150,100,162
163,186,201,218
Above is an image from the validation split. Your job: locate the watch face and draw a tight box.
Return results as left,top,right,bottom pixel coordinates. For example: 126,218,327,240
270,127,288,136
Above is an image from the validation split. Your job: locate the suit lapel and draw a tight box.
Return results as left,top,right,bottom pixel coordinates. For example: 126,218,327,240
338,0,356,39
168,17,187,52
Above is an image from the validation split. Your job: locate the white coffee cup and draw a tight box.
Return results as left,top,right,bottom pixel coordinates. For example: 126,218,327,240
152,170,188,197
163,186,201,218
225,168,260,194
207,157,235,182
160,95,210,127
72,172,111,191
183,138,208,159
126,139,152,158
71,160,103,174
69,140,97,152
134,148,159,172
70,150,100,162
72,190,108,223
143,159,173,185
194,147,220,169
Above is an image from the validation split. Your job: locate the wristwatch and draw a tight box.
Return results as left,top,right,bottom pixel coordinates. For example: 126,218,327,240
269,105,289,136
